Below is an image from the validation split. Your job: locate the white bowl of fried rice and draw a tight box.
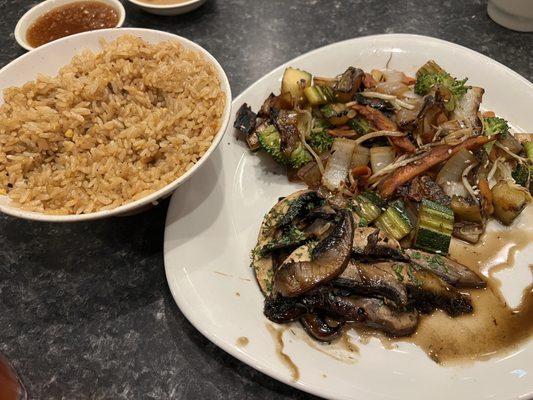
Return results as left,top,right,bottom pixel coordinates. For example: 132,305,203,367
0,28,232,222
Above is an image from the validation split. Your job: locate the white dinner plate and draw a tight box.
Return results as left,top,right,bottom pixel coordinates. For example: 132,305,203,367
164,34,533,400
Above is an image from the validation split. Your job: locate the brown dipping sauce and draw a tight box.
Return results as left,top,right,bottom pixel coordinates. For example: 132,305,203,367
26,1,119,48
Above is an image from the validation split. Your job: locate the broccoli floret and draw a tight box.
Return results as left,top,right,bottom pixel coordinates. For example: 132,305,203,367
290,143,313,169
257,124,312,168
512,164,531,187
482,116,510,138
306,118,334,154
348,117,374,135
308,129,333,154
257,125,287,164
414,60,469,111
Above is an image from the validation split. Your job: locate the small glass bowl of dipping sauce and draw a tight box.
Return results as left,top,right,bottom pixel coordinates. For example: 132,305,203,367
15,0,125,51
126,0,206,16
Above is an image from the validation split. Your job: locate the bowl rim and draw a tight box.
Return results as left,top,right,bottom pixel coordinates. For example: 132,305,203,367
0,27,233,222
125,0,204,10
14,0,126,51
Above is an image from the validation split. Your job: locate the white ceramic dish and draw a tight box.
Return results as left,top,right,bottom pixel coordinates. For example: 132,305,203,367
14,0,126,51
126,0,206,16
164,34,533,400
0,28,232,222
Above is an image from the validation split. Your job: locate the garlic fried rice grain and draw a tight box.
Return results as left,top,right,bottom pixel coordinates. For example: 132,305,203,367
0,35,225,214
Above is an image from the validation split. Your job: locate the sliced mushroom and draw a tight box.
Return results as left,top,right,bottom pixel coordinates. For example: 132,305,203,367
348,297,419,337
405,249,485,288
453,221,485,244
300,314,344,342
388,262,473,316
274,109,303,156
273,210,355,297
264,288,418,337
252,190,314,296
333,67,364,102
278,190,322,229
351,227,405,260
333,261,409,307
414,91,446,144
234,103,257,136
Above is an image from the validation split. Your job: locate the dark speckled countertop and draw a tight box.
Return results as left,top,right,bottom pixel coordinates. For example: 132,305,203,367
0,0,531,398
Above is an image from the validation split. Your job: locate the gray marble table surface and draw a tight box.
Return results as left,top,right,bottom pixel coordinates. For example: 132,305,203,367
0,0,531,398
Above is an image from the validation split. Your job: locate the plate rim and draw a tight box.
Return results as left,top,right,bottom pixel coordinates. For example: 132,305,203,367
164,33,533,400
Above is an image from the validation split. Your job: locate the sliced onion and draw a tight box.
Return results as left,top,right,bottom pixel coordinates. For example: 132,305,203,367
436,148,477,198
322,138,356,191
462,162,480,201
442,128,472,145
374,81,409,96
370,146,395,174
381,69,404,82
354,130,407,145
351,145,370,168
496,160,514,182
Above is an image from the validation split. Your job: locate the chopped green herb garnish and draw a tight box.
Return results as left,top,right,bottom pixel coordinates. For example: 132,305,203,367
407,265,422,287
392,264,404,282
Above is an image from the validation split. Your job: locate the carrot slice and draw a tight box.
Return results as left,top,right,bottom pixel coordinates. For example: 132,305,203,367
388,136,417,153
351,104,416,153
379,135,491,198
478,178,494,215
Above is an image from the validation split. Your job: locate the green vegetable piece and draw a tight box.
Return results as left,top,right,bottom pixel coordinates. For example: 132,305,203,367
374,199,413,240
523,141,533,162
413,199,454,254
281,67,312,104
512,164,531,187
304,85,335,106
257,125,287,164
308,119,334,154
257,125,312,169
350,191,385,223
348,117,374,135
289,143,313,169
482,116,510,138
414,60,469,111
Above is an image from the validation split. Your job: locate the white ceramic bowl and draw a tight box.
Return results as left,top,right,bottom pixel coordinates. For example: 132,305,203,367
126,0,206,16
0,28,232,222
14,0,126,51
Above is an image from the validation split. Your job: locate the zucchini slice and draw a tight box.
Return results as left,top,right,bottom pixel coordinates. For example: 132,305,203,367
349,191,386,223
319,103,356,126
304,85,335,106
374,200,413,240
414,199,454,254
281,67,312,105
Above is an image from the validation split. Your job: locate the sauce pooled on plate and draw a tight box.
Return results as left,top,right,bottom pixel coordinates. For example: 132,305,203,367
26,1,119,48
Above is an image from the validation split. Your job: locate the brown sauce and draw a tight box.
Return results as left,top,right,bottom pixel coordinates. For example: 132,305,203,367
397,206,533,364
26,1,119,48
401,281,532,364
266,323,300,381
236,336,249,347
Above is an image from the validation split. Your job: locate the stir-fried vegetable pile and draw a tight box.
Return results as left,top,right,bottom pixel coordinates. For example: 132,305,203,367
235,60,533,255
235,60,532,343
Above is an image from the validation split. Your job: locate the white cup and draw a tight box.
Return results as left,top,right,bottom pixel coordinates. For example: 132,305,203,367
487,0,533,32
